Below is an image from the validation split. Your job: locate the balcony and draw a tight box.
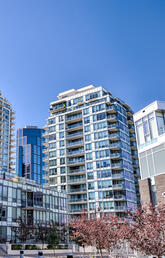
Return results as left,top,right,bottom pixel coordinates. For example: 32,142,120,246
114,195,126,200
66,131,83,140
130,134,136,141
109,133,120,141
69,198,87,204
132,160,139,168
113,184,125,189
68,158,85,166
68,177,86,185
128,125,134,133
68,168,86,175
66,114,82,123
67,149,84,157
106,106,117,114
67,140,84,148
68,188,87,194
112,173,124,179
110,142,121,150
130,142,137,150
128,117,134,125
66,122,83,132
110,152,122,160
115,206,127,211
107,115,117,123
111,162,123,170
108,124,119,132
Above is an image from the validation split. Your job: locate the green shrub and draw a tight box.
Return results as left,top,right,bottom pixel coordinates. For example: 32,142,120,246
25,245,39,250
12,244,23,250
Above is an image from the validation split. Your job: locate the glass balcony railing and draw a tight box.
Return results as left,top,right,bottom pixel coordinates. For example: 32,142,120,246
67,131,83,138
68,167,85,174
66,123,83,130
111,162,123,168
115,206,127,210
108,124,119,130
67,140,84,147
66,114,82,122
67,149,84,156
68,158,85,165
109,133,120,139
114,195,126,200
107,115,117,120
69,188,86,193
68,177,86,183
69,198,87,203
110,142,121,149
112,173,124,178
113,184,125,189
110,153,122,158
106,106,117,112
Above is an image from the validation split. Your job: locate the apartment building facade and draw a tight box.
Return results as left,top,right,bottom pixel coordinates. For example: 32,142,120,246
134,101,165,205
44,85,140,217
16,126,46,185
0,172,67,242
0,91,15,173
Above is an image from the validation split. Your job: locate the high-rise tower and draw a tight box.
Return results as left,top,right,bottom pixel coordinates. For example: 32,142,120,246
44,85,140,217
0,91,15,173
16,126,45,185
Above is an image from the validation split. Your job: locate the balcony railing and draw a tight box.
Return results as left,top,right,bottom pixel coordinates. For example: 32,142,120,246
69,198,87,203
67,140,84,147
109,133,120,139
66,114,82,122
111,162,123,168
110,153,122,158
114,195,126,200
110,143,121,149
67,149,84,156
68,168,85,174
68,177,86,183
66,123,83,130
68,158,85,165
67,131,83,138
69,188,87,193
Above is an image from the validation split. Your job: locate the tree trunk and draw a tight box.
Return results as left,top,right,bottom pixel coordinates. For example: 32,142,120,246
99,248,103,258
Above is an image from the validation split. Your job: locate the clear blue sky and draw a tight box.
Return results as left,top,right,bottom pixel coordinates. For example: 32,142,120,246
0,0,165,130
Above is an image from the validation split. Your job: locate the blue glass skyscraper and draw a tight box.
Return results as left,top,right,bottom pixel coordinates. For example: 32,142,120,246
16,126,45,185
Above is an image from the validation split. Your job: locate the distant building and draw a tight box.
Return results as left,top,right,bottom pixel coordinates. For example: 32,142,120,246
16,126,45,185
134,101,165,205
44,85,140,217
0,172,67,242
0,91,15,173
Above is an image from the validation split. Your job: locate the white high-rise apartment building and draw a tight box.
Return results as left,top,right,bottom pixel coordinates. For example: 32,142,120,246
134,101,165,204
44,85,140,217
0,91,15,173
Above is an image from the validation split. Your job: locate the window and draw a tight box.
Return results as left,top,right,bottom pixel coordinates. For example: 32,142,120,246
49,151,56,158
88,182,94,190
86,152,92,160
98,180,112,189
60,167,66,174
49,168,57,175
48,126,56,133
97,169,111,178
87,162,93,170
85,134,91,142
87,172,94,179
59,115,64,122
61,176,66,183
84,125,90,132
59,140,65,147
88,192,95,200
85,143,92,151
93,121,107,131
60,158,65,165
96,159,111,168
94,131,108,140
73,96,83,105
59,123,64,130
93,112,106,122
86,91,100,101
157,112,165,135
0,207,7,221
49,159,57,167
95,149,110,159
49,142,56,149
48,117,56,125
95,140,109,149
49,134,56,141
84,116,90,124
59,132,64,139
60,149,65,156
83,108,89,115
89,202,95,210
92,103,106,113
